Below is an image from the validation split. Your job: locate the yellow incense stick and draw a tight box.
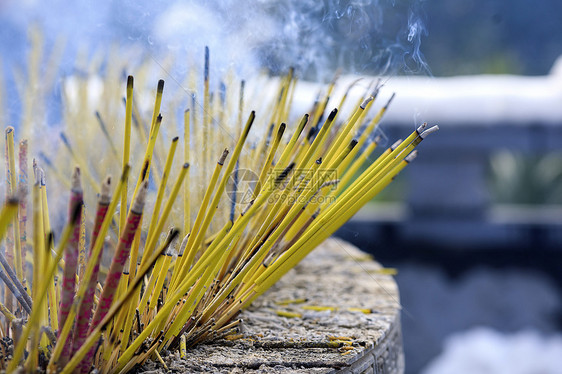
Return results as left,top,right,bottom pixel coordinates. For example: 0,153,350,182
47,166,129,370
120,75,134,234
9,203,81,372
5,128,23,281
145,137,179,246
183,109,191,235
0,198,19,245
1,55,440,373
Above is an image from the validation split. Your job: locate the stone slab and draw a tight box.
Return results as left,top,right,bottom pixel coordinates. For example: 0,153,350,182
139,238,404,374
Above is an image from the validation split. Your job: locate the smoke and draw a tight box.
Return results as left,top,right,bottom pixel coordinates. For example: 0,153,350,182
0,0,430,230
0,0,430,134
242,0,431,80
405,2,430,74
0,0,429,80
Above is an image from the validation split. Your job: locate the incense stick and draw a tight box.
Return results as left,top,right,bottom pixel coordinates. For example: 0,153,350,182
0,48,438,372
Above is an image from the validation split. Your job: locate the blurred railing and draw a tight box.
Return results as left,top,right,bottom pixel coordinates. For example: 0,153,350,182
293,57,562,251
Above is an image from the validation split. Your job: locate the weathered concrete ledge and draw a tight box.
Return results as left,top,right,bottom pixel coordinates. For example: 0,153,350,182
140,238,404,373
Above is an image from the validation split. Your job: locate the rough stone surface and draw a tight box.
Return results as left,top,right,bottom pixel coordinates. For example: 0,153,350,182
138,238,404,373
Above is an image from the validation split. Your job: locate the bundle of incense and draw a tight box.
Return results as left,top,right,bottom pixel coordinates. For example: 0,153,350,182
0,47,437,373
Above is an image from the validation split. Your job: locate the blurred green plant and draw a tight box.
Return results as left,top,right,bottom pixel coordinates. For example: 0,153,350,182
489,150,562,205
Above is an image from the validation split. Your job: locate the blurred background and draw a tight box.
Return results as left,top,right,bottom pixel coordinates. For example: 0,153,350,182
1,0,562,372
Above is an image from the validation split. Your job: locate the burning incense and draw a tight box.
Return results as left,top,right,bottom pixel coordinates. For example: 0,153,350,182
0,45,438,373
58,168,82,338
72,177,112,358
90,181,148,329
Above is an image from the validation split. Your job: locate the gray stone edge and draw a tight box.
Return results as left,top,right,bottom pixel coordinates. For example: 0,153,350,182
333,314,404,374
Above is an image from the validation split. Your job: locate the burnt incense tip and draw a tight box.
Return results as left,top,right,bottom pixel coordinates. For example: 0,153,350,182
141,160,150,181
157,113,163,122
172,136,179,142
307,127,317,142
178,234,189,256
370,86,381,100
218,149,229,165
47,231,54,247
157,79,165,93
316,158,322,165
32,162,39,183
241,200,254,216
71,167,82,191
131,180,149,213
279,122,286,133
405,150,418,163
100,176,112,204
184,108,190,113
183,162,190,169
5,126,14,134
245,113,256,134
360,95,374,109
327,108,338,121
204,49,210,81
168,229,180,243
420,125,439,139
127,75,134,88
40,168,46,186
416,122,428,134
391,139,403,150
